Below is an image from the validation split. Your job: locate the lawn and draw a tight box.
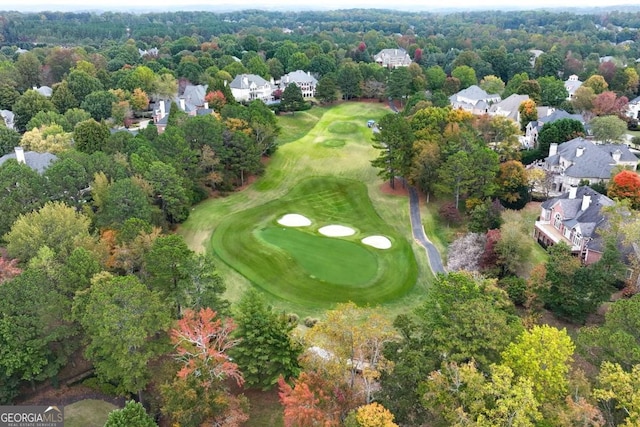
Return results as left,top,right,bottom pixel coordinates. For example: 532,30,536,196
179,101,431,318
64,399,118,427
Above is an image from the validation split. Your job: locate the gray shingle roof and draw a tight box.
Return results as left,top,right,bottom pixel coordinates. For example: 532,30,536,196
547,138,638,180
229,74,269,89
281,70,318,85
0,150,58,173
539,109,584,125
541,185,614,251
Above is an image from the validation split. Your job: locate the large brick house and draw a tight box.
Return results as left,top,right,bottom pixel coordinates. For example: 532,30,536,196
534,185,614,264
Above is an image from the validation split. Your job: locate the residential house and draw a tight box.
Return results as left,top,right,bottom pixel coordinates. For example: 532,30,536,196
229,74,274,103
0,146,57,173
524,109,585,149
449,85,501,114
33,86,52,97
373,48,412,68
488,93,530,122
529,49,544,67
280,70,318,98
627,95,640,120
138,47,159,58
533,185,614,264
151,93,213,133
564,74,583,99
543,137,638,192
0,110,15,130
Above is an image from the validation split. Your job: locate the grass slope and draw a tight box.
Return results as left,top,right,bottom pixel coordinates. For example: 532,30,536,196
64,399,118,427
179,102,432,317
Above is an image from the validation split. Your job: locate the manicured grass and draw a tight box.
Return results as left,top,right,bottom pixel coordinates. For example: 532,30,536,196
179,101,431,317
212,177,417,307
64,399,118,427
321,138,346,148
327,121,359,134
259,227,379,287
275,108,328,145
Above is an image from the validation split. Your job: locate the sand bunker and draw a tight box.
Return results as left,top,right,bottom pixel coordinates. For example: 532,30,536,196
278,214,312,227
361,235,392,249
318,224,356,237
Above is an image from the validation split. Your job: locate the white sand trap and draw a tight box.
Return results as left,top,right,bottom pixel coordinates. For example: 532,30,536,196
277,213,312,227
361,235,392,249
318,224,356,237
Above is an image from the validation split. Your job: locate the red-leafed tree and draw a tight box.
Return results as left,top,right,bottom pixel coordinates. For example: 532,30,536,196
592,91,629,117
480,228,501,271
204,90,227,111
608,170,640,209
278,371,342,427
171,307,243,388
162,308,247,427
414,48,423,63
358,42,367,52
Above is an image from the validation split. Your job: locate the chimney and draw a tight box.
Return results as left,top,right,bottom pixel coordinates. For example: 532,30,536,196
581,194,591,211
612,149,622,162
204,102,209,110
549,143,558,157
179,98,186,111
159,101,165,117
576,146,584,157
243,77,249,86
568,185,578,199
14,146,26,164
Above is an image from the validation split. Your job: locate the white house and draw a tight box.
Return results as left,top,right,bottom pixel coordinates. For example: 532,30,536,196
280,70,318,98
373,48,412,68
627,95,640,120
449,85,501,114
229,74,274,103
564,74,583,100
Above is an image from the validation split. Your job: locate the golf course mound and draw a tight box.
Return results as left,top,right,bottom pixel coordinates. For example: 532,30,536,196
211,177,417,307
322,139,346,148
327,121,358,134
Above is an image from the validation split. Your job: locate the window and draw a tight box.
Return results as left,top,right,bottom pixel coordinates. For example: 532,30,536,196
572,230,582,246
553,213,562,230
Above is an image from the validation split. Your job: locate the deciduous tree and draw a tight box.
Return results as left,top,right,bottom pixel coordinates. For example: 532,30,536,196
501,325,575,403
74,274,171,396
104,401,157,427
608,170,640,209
590,115,628,143
4,201,92,263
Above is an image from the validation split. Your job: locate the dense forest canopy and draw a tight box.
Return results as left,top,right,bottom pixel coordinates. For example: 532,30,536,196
1,8,640,54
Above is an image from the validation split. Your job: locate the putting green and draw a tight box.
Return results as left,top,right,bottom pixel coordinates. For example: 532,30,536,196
259,227,378,286
212,176,417,307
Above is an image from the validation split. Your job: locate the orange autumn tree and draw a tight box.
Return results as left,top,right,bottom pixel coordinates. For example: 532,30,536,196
161,308,247,426
278,371,342,427
172,307,243,388
608,170,640,209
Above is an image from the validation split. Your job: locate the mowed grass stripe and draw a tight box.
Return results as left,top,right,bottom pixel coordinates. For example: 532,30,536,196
259,227,378,287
